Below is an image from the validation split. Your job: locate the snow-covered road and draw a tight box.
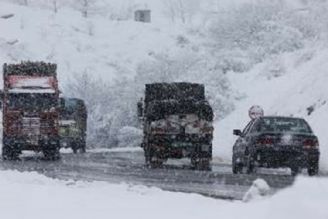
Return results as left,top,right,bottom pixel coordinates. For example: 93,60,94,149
0,149,306,200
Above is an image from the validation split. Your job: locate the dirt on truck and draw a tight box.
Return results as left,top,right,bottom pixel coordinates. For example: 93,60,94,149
138,82,214,170
2,61,60,160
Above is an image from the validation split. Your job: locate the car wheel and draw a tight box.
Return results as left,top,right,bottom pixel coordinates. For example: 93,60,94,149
308,162,319,176
232,157,243,174
245,155,255,174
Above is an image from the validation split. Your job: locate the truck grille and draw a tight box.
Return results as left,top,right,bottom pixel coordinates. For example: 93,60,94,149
22,117,41,144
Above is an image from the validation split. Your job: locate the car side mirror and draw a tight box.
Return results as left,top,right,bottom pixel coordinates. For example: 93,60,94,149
233,129,242,136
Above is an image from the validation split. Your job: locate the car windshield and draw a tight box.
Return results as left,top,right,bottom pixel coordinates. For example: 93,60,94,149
256,117,312,134
7,93,57,111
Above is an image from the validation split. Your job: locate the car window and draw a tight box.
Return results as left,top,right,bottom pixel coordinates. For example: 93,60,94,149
257,117,312,134
250,120,261,133
242,120,255,136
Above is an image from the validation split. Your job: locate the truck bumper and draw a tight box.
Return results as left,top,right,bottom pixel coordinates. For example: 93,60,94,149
146,134,213,159
3,136,59,151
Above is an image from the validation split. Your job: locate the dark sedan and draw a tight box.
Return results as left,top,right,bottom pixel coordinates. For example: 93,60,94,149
232,116,320,176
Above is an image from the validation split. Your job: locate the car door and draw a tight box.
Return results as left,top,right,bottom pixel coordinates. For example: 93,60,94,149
233,120,255,161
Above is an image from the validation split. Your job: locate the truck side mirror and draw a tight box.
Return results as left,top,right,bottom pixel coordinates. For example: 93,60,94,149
233,129,242,136
137,100,143,118
0,90,3,110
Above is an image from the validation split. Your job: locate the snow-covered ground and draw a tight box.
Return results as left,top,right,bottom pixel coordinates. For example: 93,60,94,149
0,170,326,219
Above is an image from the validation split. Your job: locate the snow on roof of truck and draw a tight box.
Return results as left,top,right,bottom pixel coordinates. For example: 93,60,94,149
3,61,57,76
145,82,205,102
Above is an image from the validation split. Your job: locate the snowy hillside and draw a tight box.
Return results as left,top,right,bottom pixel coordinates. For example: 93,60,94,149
0,1,181,84
214,46,328,172
0,170,327,219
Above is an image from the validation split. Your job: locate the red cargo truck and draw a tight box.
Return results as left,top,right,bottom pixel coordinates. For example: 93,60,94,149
2,62,60,160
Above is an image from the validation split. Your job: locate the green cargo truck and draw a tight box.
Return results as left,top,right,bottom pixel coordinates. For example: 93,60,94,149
138,82,214,170
59,97,87,153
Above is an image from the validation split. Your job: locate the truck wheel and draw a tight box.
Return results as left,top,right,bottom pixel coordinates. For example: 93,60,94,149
80,147,86,153
150,160,163,169
144,147,163,168
144,147,152,167
191,158,211,171
71,142,78,154
2,146,19,160
308,162,319,176
43,148,60,161
80,140,86,153
72,147,78,154
290,166,301,176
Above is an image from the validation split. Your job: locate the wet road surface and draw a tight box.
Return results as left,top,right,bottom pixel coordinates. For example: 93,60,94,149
0,149,323,200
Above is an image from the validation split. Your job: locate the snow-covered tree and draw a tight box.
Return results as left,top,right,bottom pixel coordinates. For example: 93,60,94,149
162,0,199,24
208,0,326,72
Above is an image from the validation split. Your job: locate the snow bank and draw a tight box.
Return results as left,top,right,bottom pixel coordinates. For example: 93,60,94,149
243,179,271,202
0,170,327,219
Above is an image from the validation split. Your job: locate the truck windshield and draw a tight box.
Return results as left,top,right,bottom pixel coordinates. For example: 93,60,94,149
60,98,85,120
257,117,312,134
7,93,57,111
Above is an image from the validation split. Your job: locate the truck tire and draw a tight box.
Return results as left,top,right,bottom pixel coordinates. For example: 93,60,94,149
150,160,163,168
80,139,86,153
290,166,301,176
191,158,211,171
43,148,60,161
144,146,163,168
2,145,19,160
144,146,152,167
71,141,78,154
72,147,78,154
